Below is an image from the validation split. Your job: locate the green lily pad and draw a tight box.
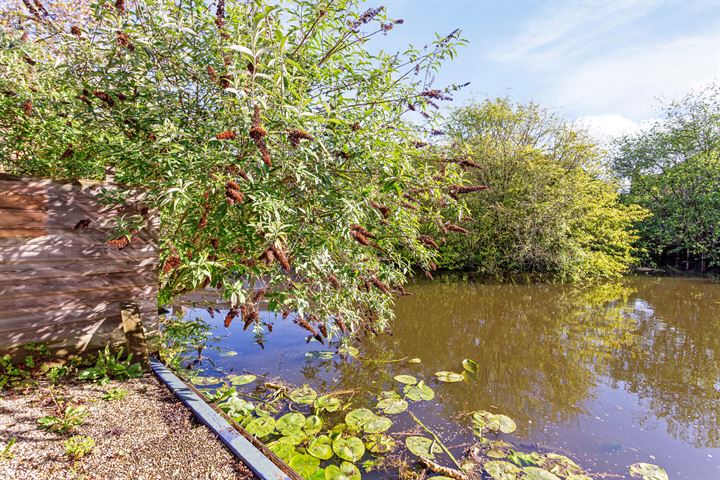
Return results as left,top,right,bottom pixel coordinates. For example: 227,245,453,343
315,395,342,412
278,433,306,445
345,408,376,431
363,416,393,434
338,346,360,357
393,374,418,385
376,397,408,415
407,358,422,364
565,475,593,480
507,450,542,467
308,435,334,460
219,350,238,357
403,381,435,401
378,390,402,400
246,416,276,438
304,415,323,435
219,396,254,416
332,435,365,462
523,467,561,480
472,411,517,434
488,448,508,458
629,463,668,480
289,453,320,478
289,385,318,404
324,462,361,480
277,412,306,435
228,374,257,385
365,433,396,454
405,436,442,459
190,376,222,386
484,460,520,480
462,358,479,374
267,441,296,462
434,371,464,383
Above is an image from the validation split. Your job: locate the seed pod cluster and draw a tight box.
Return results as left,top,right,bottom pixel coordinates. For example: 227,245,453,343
216,130,237,140
249,105,272,167
417,235,439,249
286,128,314,147
225,180,244,205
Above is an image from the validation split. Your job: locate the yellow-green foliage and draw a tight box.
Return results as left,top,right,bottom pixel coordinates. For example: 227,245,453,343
441,98,648,282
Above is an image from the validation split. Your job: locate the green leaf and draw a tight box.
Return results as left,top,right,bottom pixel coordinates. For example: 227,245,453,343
345,408,376,431
434,371,464,383
289,453,320,478
324,462,361,480
246,416,276,438
484,461,521,480
276,412,306,435
472,411,517,434
376,397,408,415
308,435,334,460
332,435,365,462
338,346,359,357
393,374,417,385
403,381,435,401
289,386,318,404
629,463,669,480
219,350,238,357
405,436,442,459
522,467,561,480
362,416,392,434
462,358,479,374
407,358,422,364
315,395,342,412
304,415,323,435
228,374,257,385
365,433,396,454
190,375,221,386
267,441,296,462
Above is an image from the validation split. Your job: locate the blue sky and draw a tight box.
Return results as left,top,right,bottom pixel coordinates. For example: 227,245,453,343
374,0,720,138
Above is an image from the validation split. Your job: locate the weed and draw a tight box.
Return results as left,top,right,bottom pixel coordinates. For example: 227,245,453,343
0,438,16,461
37,406,87,433
64,436,95,460
78,346,143,384
101,387,128,401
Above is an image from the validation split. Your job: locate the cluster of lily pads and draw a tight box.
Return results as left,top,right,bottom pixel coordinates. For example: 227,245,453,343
186,353,669,480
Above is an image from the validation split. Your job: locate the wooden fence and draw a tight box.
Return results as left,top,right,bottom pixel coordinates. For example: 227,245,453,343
0,173,159,357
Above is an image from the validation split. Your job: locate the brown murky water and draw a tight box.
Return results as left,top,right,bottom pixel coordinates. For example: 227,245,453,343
188,276,720,479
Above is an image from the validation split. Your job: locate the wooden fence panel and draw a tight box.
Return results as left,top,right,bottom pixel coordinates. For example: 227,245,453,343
0,174,159,356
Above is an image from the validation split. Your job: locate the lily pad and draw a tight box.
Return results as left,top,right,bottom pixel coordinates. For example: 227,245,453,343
306,351,335,359
219,350,238,357
403,381,435,401
277,433,306,445
363,415,393,434
289,453,320,478
304,415,323,435
407,358,422,364
565,475,594,480
308,435,334,460
378,390,402,400
472,411,517,434
315,395,342,412
246,416,276,438
376,397,408,415
393,374,418,385
405,436,442,459
338,345,359,357
523,467,561,480
484,460,520,480
277,412,306,435
507,450,542,467
434,371,464,383
332,435,365,462
462,358,479,374
324,462,361,480
365,433,396,454
267,441,296,462
228,374,257,385
190,375,222,386
345,408,376,431
629,463,668,480
289,385,318,404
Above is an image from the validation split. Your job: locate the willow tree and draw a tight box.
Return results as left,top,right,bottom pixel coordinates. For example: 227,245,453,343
0,0,472,340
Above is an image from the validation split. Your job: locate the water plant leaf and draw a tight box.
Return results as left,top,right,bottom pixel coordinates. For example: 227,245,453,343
376,397,408,415
507,450,542,467
403,381,435,401
378,390,402,400
315,395,342,412
278,433,306,445
472,411,517,434
565,475,593,480
267,441,296,462
523,467,561,480
544,453,582,476
304,415,323,435
363,416,393,434
393,374,417,385
219,396,254,417
487,448,508,458
324,462,361,480
289,386,318,404
345,408,376,431
277,412,306,435
462,359,479,374
405,436,442,459
338,346,359,357
484,460,520,480
289,453,320,478
332,435,365,462
629,463,668,480
246,416,276,438
365,433,396,454
308,435,334,460
408,358,422,364
228,374,257,385
434,371,464,383
309,469,326,480
306,351,335,359
190,376,222,386
219,350,238,357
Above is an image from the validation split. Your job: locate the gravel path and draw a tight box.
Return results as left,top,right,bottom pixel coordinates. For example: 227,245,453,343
0,375,257,480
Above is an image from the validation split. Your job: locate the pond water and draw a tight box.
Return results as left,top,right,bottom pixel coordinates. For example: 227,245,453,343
178,276,720,479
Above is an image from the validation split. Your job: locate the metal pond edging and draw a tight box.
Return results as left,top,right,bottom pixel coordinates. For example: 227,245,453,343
149,357,297,480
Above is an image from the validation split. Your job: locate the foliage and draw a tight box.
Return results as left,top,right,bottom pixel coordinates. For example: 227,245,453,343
0,0,468,337
101,387,128,401
0,342,52,390
37,405,87,433
64,435,95,460
0,438,16,461
77,346,143,384
612,84,720,272
441,98,647,282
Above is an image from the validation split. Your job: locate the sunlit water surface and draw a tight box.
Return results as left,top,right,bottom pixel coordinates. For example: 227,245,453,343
178,276,720,480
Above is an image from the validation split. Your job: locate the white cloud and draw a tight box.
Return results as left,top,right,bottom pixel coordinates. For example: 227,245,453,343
576,114,641,141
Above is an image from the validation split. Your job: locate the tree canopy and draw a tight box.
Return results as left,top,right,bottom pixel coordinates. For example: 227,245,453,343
0,0,473,340
439,98,647,282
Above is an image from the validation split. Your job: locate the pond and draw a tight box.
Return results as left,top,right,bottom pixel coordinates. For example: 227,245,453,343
174,276,720,479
